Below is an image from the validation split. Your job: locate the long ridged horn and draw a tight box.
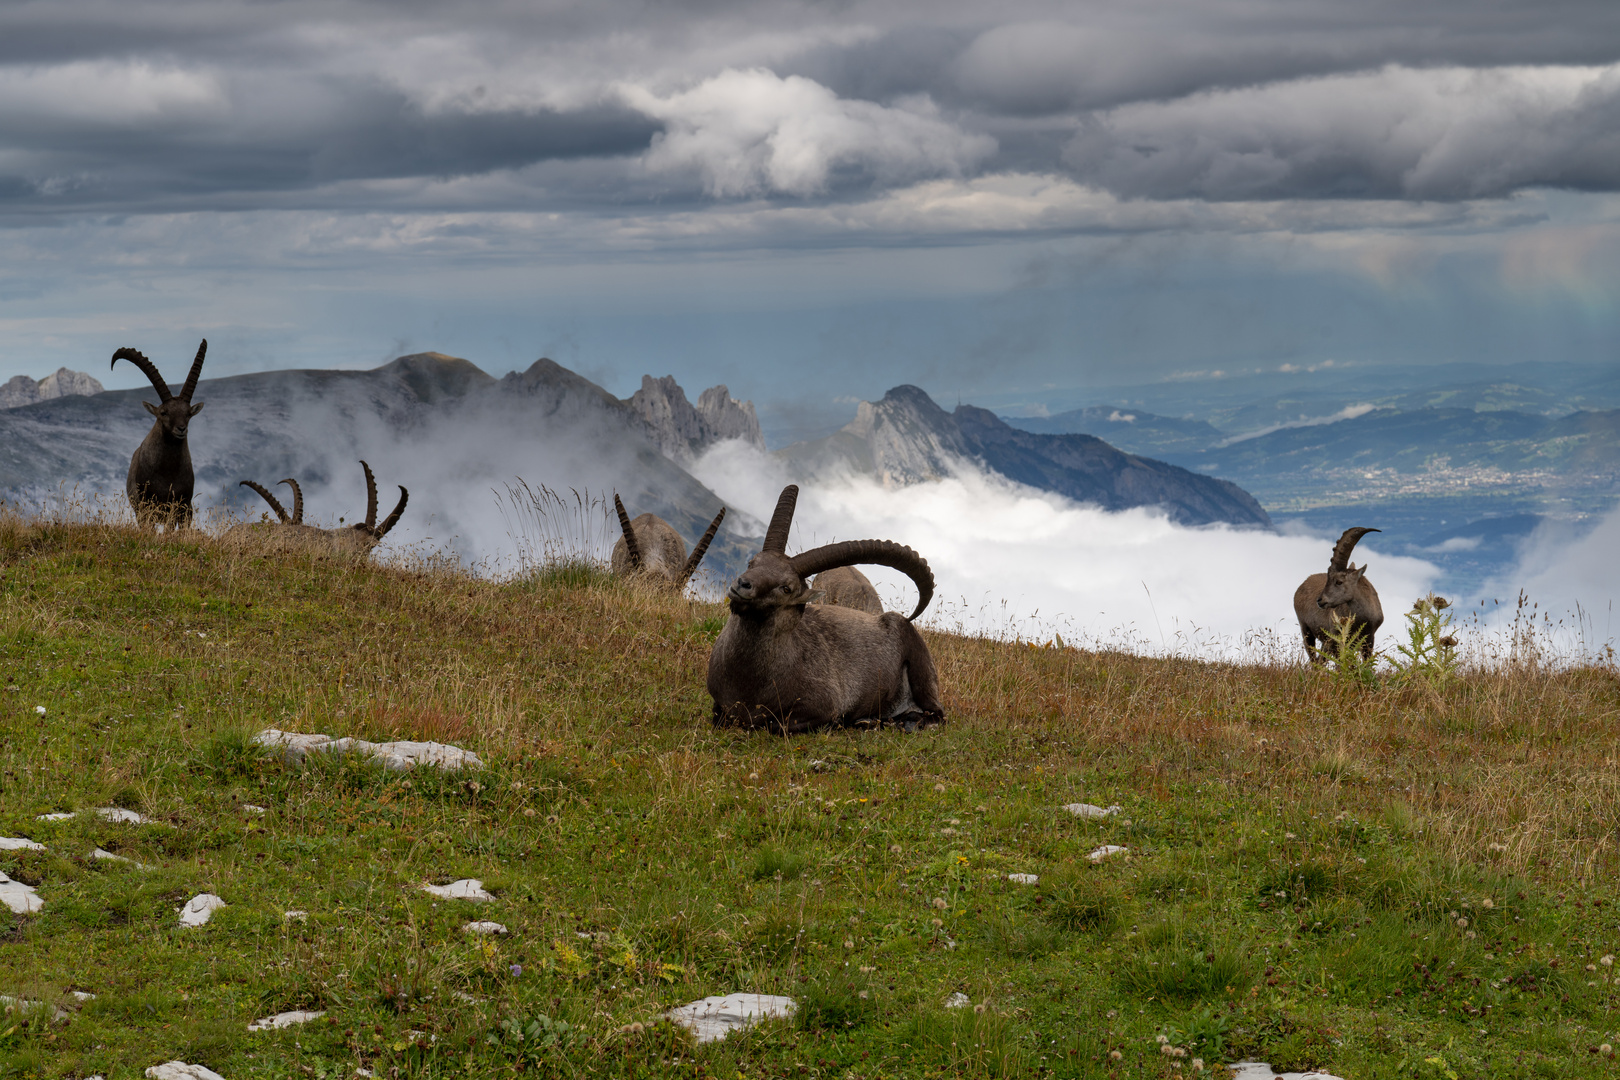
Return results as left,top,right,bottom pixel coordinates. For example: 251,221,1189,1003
372,486,408,540
790,539,935,621
1329,527,1380,572
762,484,798,554
277,478,303,524
678,507,726,587
239,480,289,523
179,339,207,402
614,494,642,569
359,461,379,531
110,347,172,403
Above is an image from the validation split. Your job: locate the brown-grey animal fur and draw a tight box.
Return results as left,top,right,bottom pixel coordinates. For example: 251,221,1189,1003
112,340,207,527
707,484,944,734
810,566,883,615
610,494,724,590
1294,526,1384,664
225,462,407,556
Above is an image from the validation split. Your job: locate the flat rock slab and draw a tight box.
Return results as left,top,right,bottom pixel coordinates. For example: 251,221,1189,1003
463,921,508,935
1229,1065,1346,1080
422,879,493,901
33,808,160,825
241,805,268,815
253,728,483,772
35,812,74,822
0,872,42,915
1007,873,1039,885
1088,845,1129,862
1,996,69,1022
179,894,226,927
1062,803,1121,818
91,848,151,869
146,1064,228,1080
0,837,45,851
248,1009,325,1031
664,993,797,1044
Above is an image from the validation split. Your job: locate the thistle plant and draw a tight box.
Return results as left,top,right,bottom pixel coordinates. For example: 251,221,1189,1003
1322,615,1379,687
1391,593,1459,687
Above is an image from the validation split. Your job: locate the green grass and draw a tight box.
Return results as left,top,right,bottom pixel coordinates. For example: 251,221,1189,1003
1,515,1619,1078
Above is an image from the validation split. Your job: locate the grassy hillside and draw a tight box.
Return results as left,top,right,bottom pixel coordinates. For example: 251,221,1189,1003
1,517,1618,1079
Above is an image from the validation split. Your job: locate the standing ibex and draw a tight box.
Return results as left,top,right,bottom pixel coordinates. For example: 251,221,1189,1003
611,495,725,591
1294,526,1384,664
810,566,883,615
707,484,945,734
112,340,207,527
227,461,407,555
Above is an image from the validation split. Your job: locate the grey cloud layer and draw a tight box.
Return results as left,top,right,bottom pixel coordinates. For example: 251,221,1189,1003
5,0,1620,217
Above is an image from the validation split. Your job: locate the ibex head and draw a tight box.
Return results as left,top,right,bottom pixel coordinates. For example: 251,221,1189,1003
1317,526,1379,609
112,340,207,443
726,484,933,621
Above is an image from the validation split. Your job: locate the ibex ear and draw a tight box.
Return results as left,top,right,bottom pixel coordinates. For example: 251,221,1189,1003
188,401,205,417
143,401,160,416
806,588,827,604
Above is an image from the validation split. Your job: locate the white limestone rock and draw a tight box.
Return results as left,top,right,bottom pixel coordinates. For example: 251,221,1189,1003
1087,845,1129,863
96,807,153,824
422,879,493,901
0,872,42,915
663,993,796,1044
72,991,96,1002
179,894,226,927
944,992,971,1009
248,1009,325,1031
1007,873,1039,885
242,805,268,815
145,1064,228,1080
1062,803,1121,819
35,812,74,822
1228,1065,1346,1080
90,848,151,869
463,921,508,935
0,995,69,1022
284,910,309,921
253,729,483,772
0,837,45,851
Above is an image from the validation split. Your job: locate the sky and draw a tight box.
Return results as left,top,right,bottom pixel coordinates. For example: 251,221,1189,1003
3,0,1620,440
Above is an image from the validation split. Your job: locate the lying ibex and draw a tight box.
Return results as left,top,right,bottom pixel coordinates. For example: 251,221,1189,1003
1294,526,1384,664
112,340,207,527
707,484,944,734
611,495,724,590
228,461,407,555
810,566,882,615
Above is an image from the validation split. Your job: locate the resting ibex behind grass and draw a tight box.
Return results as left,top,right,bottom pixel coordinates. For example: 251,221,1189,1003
707,484,944,734
611,495,724,591
112,340,207,527
810,566,883,615
227,461,407,556
1294,526,1384,664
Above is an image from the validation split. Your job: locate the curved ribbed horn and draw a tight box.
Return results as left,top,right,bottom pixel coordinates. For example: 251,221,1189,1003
179,339,207,402
1329,527,1380,572
762,484,798,554
277,478,303,524
239,480,290,524
614,494,643,569
373,486,408,540
359,461,379,531
110,347,172,403
790,539,935,622
678,507,726,587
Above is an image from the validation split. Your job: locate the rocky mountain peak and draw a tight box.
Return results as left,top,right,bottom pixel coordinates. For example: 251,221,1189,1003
1,367,105,410
627,375,765,465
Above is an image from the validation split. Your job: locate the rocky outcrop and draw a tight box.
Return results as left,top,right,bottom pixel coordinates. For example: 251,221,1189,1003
0,368,105,409
626,375,765,465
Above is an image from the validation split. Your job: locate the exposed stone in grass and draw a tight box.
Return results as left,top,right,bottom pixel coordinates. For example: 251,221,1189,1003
145,1064,227,1080
1,996,68,1022
0,837,45,851
664,993,797,1043
1228,1065,1346,1080
253,728,484,771
241,805,268,815
35,812,74,822
247,1009,325,1031
284,910,308,921
0,872,42,914
179,894,226,927
1088,845,1129,862
90,848,151,869
1007,873,1039,885
463,921,508,935
422,879,494,901
944,992,971,1008
32,808,162,825
1062,803,1121,818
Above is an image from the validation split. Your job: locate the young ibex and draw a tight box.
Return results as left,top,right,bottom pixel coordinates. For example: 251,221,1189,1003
611,494,725,591
1294,526,1384,664
809,566,883,615
112,340,207,527
707,484,945,734
228,461,407,555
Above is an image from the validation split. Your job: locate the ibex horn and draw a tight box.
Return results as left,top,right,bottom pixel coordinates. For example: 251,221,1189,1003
762,484,798,555
1329,527,1380,572
614,494,642,569
179,339,207,402
359,461,379,532
277,478,303,524
111,347,172,403
678,507,726,588
239,480,290,524
373,486,408,540
791,539,935,622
